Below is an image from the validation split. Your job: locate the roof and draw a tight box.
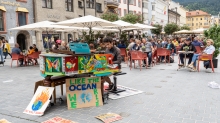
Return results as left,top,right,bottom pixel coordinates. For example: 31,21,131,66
186,10,211,17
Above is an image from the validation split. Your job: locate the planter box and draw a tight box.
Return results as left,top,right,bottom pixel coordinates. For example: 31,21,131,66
208,59,218,68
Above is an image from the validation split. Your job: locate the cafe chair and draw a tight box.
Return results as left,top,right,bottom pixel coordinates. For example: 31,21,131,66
120,48,128,64
11,53,24,67
130,51,146,71
156,48,171,64
197,53,214,73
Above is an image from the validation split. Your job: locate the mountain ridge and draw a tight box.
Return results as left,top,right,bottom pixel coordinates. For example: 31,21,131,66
173,0,220,15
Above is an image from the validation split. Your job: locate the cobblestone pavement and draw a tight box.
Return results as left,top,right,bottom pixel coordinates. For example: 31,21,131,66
0,56,220,123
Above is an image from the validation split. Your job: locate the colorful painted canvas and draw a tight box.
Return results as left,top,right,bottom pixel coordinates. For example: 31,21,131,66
45,57,62,73
0,119,11,123
65,57,78,72
78,54,119,76
24,86,54,116
66,77,103,109
42,116,77,123
96,113,122,123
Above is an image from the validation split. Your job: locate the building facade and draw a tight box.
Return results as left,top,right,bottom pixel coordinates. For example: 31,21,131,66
34,0,106,50
117,0,142,17
186,10,211,30
0,0,34,50
211,15,220,25
167,0,187,26
168,9,180,25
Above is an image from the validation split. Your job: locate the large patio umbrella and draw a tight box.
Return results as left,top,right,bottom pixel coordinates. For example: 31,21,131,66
104,20,140,34
10,21,81,49
193,28,207,34
123,23,156,31
55,15,119,41
174,30,193,34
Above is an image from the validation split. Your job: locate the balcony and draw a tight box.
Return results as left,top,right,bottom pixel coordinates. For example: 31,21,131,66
106,0,119,8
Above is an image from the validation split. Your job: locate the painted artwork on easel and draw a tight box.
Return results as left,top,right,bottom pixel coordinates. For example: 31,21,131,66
45,57,62,72
78,55,108,73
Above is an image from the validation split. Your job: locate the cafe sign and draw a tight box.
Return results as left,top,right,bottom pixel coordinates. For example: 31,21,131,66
0,0,20,6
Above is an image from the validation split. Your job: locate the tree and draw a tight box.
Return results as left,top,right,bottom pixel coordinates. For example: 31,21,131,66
121,13,143,24
204,24,220,58
180,24,190,30
164,23,179,35
151,24,163,35
101,12,119,22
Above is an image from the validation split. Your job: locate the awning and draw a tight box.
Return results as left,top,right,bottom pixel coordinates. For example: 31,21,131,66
16,7,29,12
0,6,6,12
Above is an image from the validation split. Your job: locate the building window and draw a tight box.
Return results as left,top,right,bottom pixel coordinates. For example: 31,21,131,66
0,11,4,31
152,5,155,11
96,3,102,13
124,9,127,16
118,8,121,16
123,0,126,4
196,12,199,15
42,0,52,8
129,10,133,14
192,18,194,21
143,3,148,9
192,23,194,26
129,0,134,5
196,18,198,21
138,0,141,7
204,17,207,20
18,12,27,26
86,0,94,8
134,0,136,6
65,0,73,12
118,0,121,3
196,23,198,26
200,23,202,25
187,18,190,21
152,15,155,21
200,18,202,20
78,1,83,8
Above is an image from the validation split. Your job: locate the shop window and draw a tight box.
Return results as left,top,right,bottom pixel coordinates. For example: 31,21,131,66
42,0,52,9
0,10,5,31
18,12,27,26
96,3,102,13
86,0,94,9
66,0,73,12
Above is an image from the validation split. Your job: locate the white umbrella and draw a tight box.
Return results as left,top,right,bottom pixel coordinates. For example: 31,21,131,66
193,28,207,33
123,23,156,31
55,15,118,28
174,30,193,34
104,20,140,30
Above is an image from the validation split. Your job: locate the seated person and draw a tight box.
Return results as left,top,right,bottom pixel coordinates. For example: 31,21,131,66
142,38,154,67
59,41,68,50
101,37,122,95
89,43,96,53
179,38,197,67
132,39,142,51
28,46,35,55
117,40,126,48
188,39,215,71
192,37,203,47
33,44,38,52
12,43,23,66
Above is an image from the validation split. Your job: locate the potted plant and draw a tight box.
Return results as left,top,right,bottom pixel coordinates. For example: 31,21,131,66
141,46,146,52
204,24,220,68
183,46,189,52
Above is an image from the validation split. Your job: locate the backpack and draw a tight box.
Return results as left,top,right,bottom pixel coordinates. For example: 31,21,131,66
166,56,174,63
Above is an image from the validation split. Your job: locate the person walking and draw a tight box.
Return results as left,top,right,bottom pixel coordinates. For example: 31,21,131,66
3,40,11,59
0,39,4,63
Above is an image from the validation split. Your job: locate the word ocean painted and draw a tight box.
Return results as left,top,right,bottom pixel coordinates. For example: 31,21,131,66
66,77,103,109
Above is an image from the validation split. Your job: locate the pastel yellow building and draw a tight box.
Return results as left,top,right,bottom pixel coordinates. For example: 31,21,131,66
186,10,211,30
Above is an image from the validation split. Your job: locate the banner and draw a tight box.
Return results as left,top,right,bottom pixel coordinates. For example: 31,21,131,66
66,77,103,109
96,113,122,123
42,116,77,123
23,86,54,116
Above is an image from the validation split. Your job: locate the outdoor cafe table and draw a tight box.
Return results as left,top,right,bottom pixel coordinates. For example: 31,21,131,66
177,51,194,71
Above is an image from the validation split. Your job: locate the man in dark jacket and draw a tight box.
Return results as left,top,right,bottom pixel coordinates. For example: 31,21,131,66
179,38,197,66
101,37,122,94
192,37,203,47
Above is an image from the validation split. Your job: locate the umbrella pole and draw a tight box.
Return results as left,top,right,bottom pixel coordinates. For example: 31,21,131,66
47,31,49,50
